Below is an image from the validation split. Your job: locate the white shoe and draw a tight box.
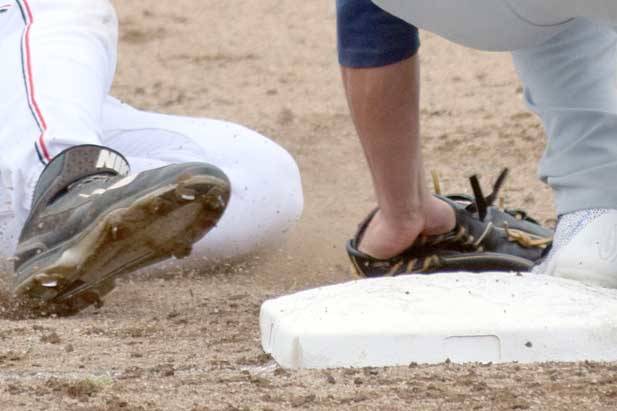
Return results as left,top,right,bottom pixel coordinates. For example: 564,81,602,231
534,209,617,288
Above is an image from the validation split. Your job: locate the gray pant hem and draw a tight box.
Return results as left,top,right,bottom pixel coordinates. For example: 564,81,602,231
554,186,617,216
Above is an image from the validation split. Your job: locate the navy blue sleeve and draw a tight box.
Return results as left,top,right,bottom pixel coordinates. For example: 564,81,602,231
336,0,420,68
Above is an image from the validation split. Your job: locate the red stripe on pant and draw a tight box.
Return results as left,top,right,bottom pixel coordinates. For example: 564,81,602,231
20,0,51,162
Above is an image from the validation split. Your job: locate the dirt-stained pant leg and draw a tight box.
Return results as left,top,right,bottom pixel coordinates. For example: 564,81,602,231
0,0,303,261
512,20,617,214
100,98,304,261
0,0,117,255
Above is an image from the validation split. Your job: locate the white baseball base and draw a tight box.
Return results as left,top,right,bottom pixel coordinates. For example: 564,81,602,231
260,272,617,369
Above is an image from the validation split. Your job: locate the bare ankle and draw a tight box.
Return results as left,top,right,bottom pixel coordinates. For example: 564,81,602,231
357,198,455,260
422,197,456,236
357,210,425,260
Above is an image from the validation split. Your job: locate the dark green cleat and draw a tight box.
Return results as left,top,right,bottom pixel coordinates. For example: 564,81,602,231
13,145,230,313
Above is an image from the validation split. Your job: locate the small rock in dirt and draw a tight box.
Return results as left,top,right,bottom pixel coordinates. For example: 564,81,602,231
67,380,102,401
255,353,272,364
7,383,24,395
64,344,74,353
363,367,379,376
0,350,25,363
277,108,295,126
40,331,61,344
273,368,289,377
249,376,271,387
45,378,102,401
291,394,316,408
119,366,144,379
83,326,105,335
105,396,138,410
152,363,175,377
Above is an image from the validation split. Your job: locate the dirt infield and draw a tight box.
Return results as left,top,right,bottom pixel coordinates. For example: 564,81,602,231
1,0,616,409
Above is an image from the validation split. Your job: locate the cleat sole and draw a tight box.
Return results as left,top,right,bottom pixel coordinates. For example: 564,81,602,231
14,173,230,312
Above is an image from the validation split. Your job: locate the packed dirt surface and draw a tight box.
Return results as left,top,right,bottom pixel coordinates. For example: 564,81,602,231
1,0,616,410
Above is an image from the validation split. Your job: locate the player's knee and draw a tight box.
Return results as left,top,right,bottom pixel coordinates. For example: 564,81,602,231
214,123,304,224
258,139,304,226
87,0,118,43
242,131,303,231
95,0,118,35
51,0,118,44
278,147,304,223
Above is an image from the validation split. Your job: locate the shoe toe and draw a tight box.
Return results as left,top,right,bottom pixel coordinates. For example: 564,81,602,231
549,211,617,289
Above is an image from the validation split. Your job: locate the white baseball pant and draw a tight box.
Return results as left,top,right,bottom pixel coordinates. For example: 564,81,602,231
0,0,304,259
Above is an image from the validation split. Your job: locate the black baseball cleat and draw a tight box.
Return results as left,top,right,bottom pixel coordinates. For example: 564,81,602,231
13,145,230,313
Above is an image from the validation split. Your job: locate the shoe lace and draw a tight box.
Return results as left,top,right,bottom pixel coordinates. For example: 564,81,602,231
502,224,552,248
67,174,113,190
48,174,114,205
432,168,552,249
